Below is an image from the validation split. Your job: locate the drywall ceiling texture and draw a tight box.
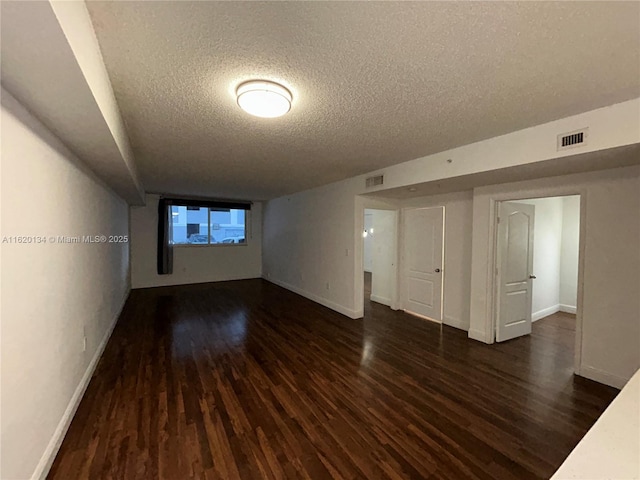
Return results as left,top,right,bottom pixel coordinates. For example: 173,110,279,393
85,1,640,201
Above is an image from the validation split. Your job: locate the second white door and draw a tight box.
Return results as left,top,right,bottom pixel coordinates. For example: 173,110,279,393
496,201,536,342
402,207,444,322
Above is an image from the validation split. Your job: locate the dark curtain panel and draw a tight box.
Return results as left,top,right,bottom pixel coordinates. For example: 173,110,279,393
157,198,174,275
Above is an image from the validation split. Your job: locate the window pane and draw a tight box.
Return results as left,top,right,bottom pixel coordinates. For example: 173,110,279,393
171,206,209,244
210,208,231,224
210,208,246,244
170,205,246,245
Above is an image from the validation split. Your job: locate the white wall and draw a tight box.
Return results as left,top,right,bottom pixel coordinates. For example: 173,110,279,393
362,99,640,195
1,1,145,204
263,171,638,389
560,196,580,311
130,194,262,288
369,210,397,307
264,98,639,320
469,166,640,388
400,192,474,331
49,0,145,201
363,211,373,272
263,189,473,327
262,100,639,388
263,181,362,317
518,196,580,321
1,90,130,479
518,197,564,320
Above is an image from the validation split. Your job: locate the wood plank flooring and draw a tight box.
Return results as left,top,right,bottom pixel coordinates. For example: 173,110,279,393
48,277,618,479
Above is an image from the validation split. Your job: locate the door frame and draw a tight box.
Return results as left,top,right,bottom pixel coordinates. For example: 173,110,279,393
489,190,586,374
354,199,401,317
363,208,400,309
399,205,446,323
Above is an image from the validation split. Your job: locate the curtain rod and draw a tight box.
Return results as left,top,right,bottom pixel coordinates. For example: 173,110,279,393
149,192,254,205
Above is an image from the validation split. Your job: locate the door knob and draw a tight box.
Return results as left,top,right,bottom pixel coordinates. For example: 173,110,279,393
529,275,536,279
435,268,441,273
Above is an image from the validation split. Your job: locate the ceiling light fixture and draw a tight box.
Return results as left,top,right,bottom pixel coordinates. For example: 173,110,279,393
236,80,292,118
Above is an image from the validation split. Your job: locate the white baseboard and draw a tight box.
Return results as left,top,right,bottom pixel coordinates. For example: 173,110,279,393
133,274,261,290
404,310,441,324
560,304,577,314
468,329,492,344
32,288,130,480
532,304,561,322
370,294,391,307
263,277,361,319
578,365,628,389
444,315,469,332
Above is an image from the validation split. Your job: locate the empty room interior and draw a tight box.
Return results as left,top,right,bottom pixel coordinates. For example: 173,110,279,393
2,1,640,479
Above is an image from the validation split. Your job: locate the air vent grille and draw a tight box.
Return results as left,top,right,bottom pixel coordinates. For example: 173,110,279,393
558,128,588,151
365,175,384,188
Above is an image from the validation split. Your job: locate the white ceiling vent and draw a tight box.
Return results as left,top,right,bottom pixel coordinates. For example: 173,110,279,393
365,175,384,188
557,128,588,151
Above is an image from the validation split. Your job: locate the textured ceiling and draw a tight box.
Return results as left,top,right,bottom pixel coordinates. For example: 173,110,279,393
86,1,640,200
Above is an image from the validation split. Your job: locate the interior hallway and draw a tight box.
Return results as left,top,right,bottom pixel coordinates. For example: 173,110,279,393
49,278,617,479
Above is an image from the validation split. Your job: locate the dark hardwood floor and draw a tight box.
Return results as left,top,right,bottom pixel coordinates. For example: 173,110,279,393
48,276,618,479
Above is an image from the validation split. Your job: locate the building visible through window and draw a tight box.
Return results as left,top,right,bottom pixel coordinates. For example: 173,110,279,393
171,206,246,245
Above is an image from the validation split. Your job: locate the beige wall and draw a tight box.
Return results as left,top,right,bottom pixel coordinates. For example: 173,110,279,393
1,90,130,479
130,194,262,289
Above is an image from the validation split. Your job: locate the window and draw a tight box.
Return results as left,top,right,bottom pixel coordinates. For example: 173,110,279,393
171,206,247,245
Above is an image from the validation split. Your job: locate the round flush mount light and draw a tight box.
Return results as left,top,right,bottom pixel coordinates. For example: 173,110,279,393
236,80,292,118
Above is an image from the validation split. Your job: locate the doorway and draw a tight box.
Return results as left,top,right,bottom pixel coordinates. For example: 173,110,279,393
362,209,398,310
495,195,580,344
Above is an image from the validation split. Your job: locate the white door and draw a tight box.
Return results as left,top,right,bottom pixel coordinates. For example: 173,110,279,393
402,207,444,322
496,201,536,342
